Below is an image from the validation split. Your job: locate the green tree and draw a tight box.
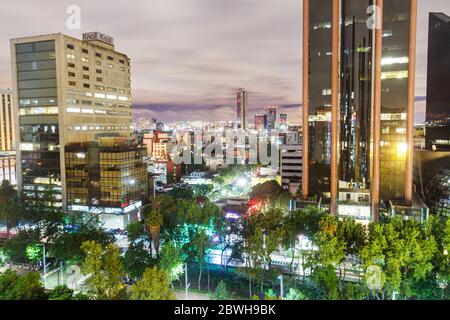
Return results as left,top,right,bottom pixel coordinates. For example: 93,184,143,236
239,206,285,296
80,241,126,300
130,267,175,300
211,280,230,300
311,266,340,300
167,187,194,200
283,207,326,278
50,220,114,263
264,289,279,300
192,229,212,290
48,285,75,300
361,217,438,300
158,241,183,283
285,288,307,300
0,180,23,238
308,215,346,298
341,282,367,300
249,181,284,202
124,222,154,279
143,206,163,256
3,229,41,263
0,269,47,300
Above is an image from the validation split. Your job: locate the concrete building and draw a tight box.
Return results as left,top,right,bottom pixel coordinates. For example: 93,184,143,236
0,89,17,186
0,89,16,151
11,32,136,215
281,143,302,195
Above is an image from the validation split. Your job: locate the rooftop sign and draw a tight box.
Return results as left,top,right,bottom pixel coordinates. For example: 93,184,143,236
82,32,114,45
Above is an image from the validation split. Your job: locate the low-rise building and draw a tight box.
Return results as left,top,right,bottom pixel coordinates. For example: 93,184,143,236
65,136,148,230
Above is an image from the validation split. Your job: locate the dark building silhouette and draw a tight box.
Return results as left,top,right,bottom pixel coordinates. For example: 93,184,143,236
426,13,450,151
237,88,248,130
302,0,417,222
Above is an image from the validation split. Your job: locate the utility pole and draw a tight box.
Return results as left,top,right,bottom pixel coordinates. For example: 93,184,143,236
279,275,284,300
185,263,190,300
37,244,47,289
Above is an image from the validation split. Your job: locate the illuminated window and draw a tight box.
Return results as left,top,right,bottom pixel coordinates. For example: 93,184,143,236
322,89,332,96
95,93,106,99
381,56,409,65
381,70,408,80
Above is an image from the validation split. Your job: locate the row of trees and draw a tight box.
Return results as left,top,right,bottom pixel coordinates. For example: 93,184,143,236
2,176,449,300
231,199,450,300
0,180,115,267
79,240,176,300
0,269,91,300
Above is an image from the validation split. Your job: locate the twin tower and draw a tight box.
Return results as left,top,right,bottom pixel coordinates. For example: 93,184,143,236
302,0,417,222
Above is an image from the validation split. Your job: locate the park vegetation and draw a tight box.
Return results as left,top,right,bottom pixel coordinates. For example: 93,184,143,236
0,176,449,300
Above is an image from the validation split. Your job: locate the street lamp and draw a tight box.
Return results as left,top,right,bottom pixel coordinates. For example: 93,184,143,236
36,244,47,289
236,176,248,188
185,263,190,300
278,275,284,300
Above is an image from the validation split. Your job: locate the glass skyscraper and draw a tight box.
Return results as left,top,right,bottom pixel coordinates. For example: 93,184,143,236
302,0,417,222
426,13,450,151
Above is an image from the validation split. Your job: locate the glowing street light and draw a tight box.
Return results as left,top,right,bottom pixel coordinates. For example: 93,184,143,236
236,176,248,187
397,142,408,158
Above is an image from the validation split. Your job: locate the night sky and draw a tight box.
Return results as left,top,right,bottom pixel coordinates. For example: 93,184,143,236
1,0,449,123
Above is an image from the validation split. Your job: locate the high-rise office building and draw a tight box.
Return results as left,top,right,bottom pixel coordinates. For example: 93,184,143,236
302,0,417,222
426,13,450,151
11,32,138,215
237,88,248,130
0,89,17,185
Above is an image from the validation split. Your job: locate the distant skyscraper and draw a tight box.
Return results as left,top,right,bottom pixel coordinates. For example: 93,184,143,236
302,0,417,221
254,114,265,131
237,88,248,130
279,113,288,125
265,106,277,131
11,32,145,224
137,117,151,131
156,121,165,131
426,13,450,151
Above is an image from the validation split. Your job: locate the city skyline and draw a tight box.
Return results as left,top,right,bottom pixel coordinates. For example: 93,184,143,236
0,0,449,123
